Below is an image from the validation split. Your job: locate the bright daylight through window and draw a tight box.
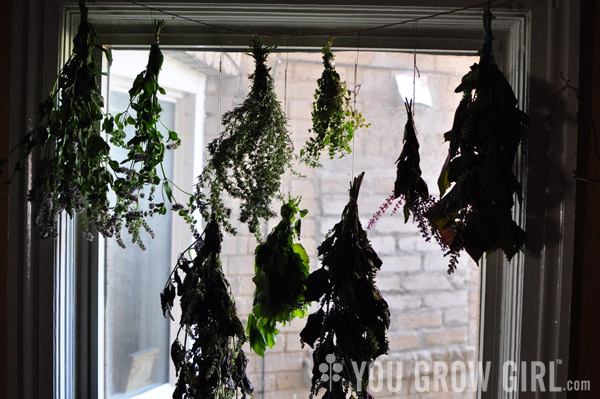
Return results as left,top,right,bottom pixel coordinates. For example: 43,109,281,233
100,47,481,399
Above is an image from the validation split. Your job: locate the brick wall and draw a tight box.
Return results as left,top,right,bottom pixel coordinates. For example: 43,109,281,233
198,49,480,399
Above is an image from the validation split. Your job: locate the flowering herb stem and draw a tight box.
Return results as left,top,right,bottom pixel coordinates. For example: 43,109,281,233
25,0,115,240
102,20,183,248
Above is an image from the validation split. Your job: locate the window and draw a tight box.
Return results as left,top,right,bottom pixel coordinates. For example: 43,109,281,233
100,47,481,399
80,7,528,399
6,2,581,399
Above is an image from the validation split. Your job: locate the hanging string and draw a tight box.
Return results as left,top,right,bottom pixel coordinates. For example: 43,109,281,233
217,33,224,136
282,43,290,196
121,0,504,38
351,34,361,180
412,21,418,111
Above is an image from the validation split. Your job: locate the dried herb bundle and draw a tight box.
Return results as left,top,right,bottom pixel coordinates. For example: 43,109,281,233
160,218,253,399
247,196,310,356
368,100,434,235
24,1,115,240
198,37,293,237
301,172,390,399
394,100,430,218
427,4,528,273
103,20,181,248
300,38,368,168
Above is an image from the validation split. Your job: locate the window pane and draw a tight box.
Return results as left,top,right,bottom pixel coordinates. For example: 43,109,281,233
104,88,176,398
103,48,481,399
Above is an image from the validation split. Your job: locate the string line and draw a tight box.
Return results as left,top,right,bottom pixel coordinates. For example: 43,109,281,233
412,21,417,111
119,0,504,38
217,35,223,135
283,45,289,195
351,34,360,180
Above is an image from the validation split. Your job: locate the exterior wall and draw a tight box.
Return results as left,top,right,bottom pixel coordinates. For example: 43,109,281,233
198,49,481,398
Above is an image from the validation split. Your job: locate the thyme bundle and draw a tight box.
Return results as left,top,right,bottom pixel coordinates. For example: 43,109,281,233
301,172,390,399
300,38,368,168
198,37,293,237
427,3,528,273
103,20,182,248
160,218,253,399
247,196,310,356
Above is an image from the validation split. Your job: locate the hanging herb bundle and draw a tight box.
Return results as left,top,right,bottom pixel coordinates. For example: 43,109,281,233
300,172,390,399
160,218,253,399
103,20,182,248
198,37,293,237
368,100,436,240
426,3,528,273
24,0,116,240
246,196,310,356
300,38,369,168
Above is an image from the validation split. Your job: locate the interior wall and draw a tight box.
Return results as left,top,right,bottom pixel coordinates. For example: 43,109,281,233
570,0,600,396
0,0,11,396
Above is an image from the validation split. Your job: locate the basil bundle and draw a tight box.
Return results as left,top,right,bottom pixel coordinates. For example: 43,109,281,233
300,38,368,168
198,37,293,237
247,196,310,356
161,218,253,399
301,172,390,399
427,3,528,273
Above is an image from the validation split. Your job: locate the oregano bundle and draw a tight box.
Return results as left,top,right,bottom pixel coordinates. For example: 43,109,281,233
427,3,528,273
301,172,390,399
247,196,310,356
198,37,293,237
103,20,182,248
160,218,253,399
300,38,368,168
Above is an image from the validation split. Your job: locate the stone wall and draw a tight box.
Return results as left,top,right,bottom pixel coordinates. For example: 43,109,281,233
196,49,481,399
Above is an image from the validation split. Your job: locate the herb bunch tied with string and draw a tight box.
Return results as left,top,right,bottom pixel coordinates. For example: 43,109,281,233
197,37,293,238
247,196,310,356
22,1,115,240
426,3,528,273
160,218,254,399
300,38,369,168
103,20,182,249
368,100,438,240
300,172,390,399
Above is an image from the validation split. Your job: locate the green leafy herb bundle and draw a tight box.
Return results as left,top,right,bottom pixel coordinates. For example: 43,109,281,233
25,0,115,240
426,4,528,273
300,38,369,168
160,218,253,399
301,172,390,399
198,37,293,237
103,20,181,249
247,196,310,356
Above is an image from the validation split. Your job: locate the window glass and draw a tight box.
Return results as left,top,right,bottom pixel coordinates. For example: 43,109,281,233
104,89,176,398
102,48,480,399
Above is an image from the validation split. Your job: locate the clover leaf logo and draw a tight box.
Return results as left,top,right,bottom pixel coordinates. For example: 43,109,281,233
319,354,343,390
